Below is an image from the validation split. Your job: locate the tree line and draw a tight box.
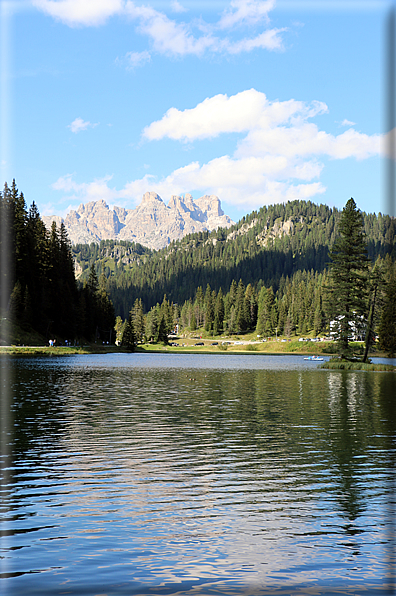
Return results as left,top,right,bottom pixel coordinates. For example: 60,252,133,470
114,199,396,358
72,200,395,321
0,181,115,343
115,254,395,357
1,182,395,357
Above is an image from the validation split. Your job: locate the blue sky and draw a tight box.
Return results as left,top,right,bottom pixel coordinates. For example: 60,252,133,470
1,0,394,223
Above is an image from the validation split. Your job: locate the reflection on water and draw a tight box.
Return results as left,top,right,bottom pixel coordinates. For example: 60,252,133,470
1,353,395,595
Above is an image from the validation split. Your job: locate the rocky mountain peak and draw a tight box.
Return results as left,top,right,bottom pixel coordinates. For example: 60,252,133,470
141,191,163,203
42,191,234,250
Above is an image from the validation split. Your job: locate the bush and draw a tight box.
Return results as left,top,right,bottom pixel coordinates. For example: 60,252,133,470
246,344,258,351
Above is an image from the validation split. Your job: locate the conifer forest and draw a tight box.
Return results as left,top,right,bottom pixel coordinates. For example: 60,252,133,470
1,180,395,355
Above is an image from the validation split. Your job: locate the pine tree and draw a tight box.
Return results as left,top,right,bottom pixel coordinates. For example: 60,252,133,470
114,315,125,345
327,198,370,359
155,314,168,344
121,314,136,350
131,298,145,343
190,311,197,331
256,287,275,336
235,279,247,332
97,273,116,342
362,257,384,362
378,259,396,356
9,280,23,320
204,284,214,332
245,283,257,329
145,307,158,341
213,288,224,335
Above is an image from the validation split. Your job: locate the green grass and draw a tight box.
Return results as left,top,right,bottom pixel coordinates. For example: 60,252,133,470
1,320,392,364
320,360,395,371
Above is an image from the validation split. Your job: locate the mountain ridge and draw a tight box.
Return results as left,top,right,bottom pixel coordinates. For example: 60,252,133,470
71,199,396,318
43,192,234,250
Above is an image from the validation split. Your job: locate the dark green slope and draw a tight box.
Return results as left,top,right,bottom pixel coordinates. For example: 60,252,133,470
72,200,395,319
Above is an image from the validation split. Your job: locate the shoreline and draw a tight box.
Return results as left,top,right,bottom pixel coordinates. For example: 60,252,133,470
1,344,394,371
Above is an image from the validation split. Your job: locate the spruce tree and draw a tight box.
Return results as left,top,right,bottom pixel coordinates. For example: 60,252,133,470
213,288,224,335
155,314,168,344
121,314,136,350
362,257,384,362
378,259,396,356
204,284,214,332
327,198,369,359
129,298,145,343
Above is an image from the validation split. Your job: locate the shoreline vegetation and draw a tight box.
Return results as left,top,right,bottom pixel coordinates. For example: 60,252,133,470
1,336,394,371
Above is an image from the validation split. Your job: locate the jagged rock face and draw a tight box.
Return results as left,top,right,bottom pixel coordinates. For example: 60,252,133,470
42,192,234,250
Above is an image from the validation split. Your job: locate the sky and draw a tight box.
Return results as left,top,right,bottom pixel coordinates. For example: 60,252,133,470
1,0,395,224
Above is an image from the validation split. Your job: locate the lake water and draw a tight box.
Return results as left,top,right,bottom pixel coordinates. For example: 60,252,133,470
1,353,395,595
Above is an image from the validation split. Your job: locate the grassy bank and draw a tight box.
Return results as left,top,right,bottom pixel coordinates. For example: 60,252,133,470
320,360,395,371
0,344,121,357
1,327,392,365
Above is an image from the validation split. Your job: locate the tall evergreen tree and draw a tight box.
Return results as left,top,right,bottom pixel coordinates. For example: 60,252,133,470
378,258,396,356
235,279,247,332
131,298,145,343
121,314,136,350
213,288,224,335
155,314,168,344
204,284,214,332
362,257,384,362
327,198,370,359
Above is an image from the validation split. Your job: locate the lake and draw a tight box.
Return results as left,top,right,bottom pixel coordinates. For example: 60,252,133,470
1,353,395,595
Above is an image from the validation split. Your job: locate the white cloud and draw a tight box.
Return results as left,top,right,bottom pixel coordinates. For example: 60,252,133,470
125,2,216,56
341,118,356,127
141,155,326,208
236,122,382,161
124,2,285,57
33,0,286,57
54,89,388,213
141,90,385,207
218,0,275,29
223,27,286,52
170,0,187,14
68,117,98,133
116,50,151,70
52,174,121,203
144,89,381,163
32,0,125,27
143,90,328,142
144,89,268,141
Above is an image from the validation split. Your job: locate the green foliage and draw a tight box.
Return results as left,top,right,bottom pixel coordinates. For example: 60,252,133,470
327,198,370,359
217,343,228,351
155,315,168,345
378,258,396,356
71,199,395,322
5,184,393,353
0,180,115,343
213,288,224,335
321,360,395,371
121,314,135,350
114,315,125,345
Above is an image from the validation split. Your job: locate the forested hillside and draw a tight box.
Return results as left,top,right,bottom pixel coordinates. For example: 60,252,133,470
73,200,396,320
2,181,395,348
0,181,115,343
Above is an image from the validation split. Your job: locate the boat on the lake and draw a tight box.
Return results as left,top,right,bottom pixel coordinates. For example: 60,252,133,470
303,356,324,361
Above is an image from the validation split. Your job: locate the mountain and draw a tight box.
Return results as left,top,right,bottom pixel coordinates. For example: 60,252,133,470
42,192,234,250
72,199,396,319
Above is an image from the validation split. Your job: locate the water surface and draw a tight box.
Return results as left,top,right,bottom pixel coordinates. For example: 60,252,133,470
1,353,395,595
